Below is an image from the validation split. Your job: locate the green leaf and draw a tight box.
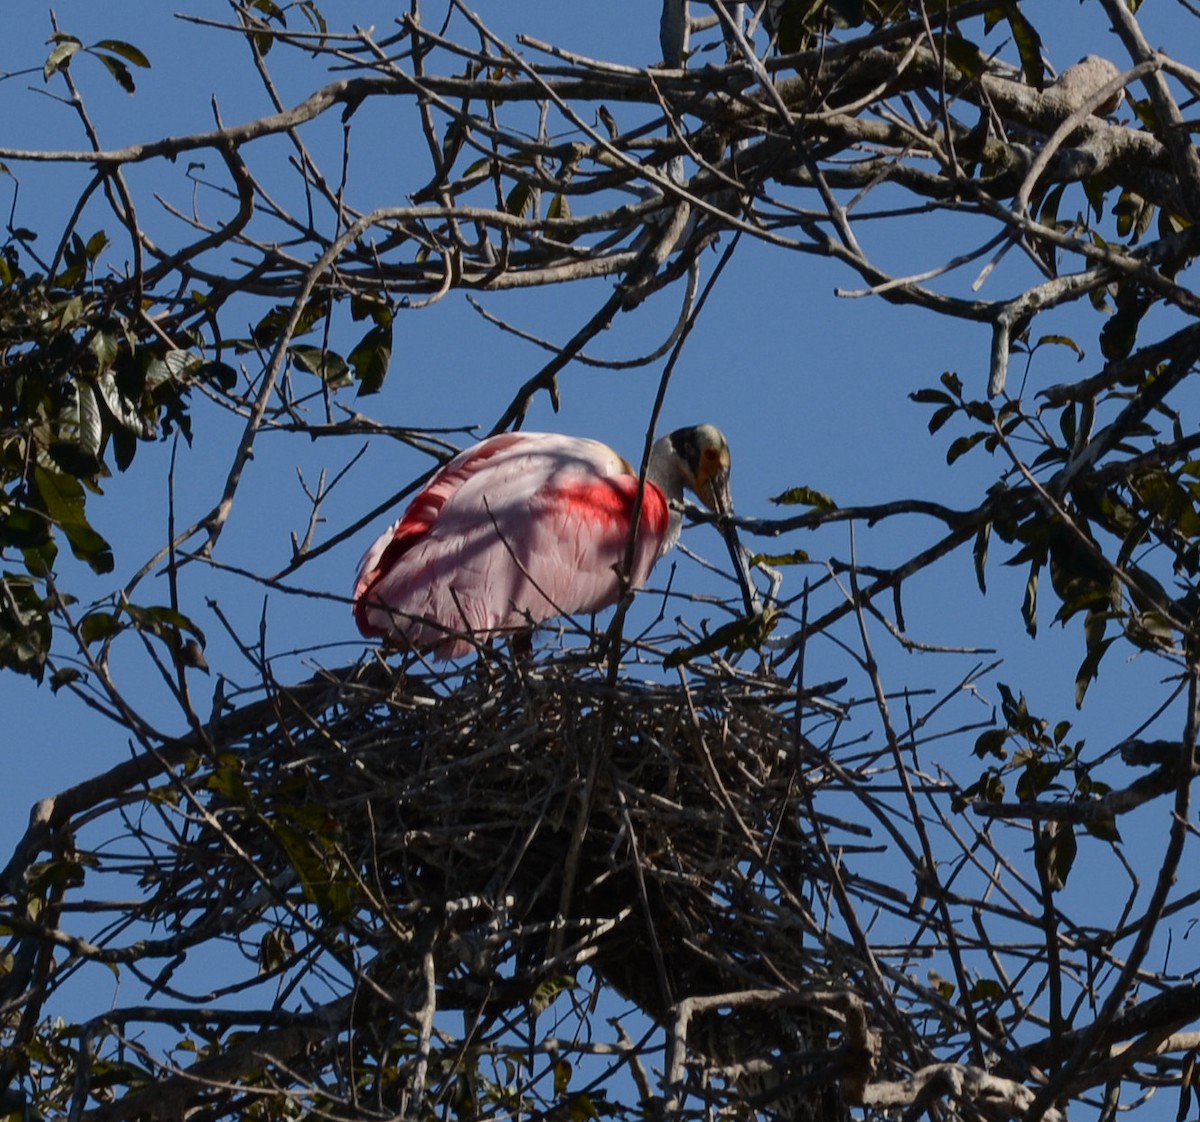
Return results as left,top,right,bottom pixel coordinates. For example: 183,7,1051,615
271,821,353,921
968,978,1005,1002
1049,552,1111,626
146,785,181,807
0,510,52,552
1125,566,1171,617
1000,6,1045,89
146,350,199,389
58,293,86,326
349,323,393,396
1099,301,1145,361
505,182,533,218
252,299,328,348
963,399,996,425
973,522,991,594
769,486,837,510
258,927,295,974
947,432,987,464
92,39,151,68
47,442,102,479
1075,630,1114,709
1127,95,1159,134
0,573,52,680
123,603,206,648
663,610,778,668
954,769,1005,811
350,293,392,326
1113,189,1142,239
1043,822,1076,891
206,758,249,800
772,0,811,52
942,34,988,79
1030,445,1069,471
85,229,110,259
1016,759,1061,801
461,156,493,181
88,331,121,375
69,379,103,462
97,371,153,439
252,305,290,347
92,52,136,94
111,426,137,472
44,39,82,79
49,667,82,692
909,388,953,406
548,193,571,221
973,728,1009,760
1084,813,1121,844
21,535,60,578
940,371,963,397
1126,610,1174,651
750,549,809,566
291,345,350,386
553,1059,572,1097
196,361,238,391
1035,334,1084,360
1022,558,1040,637
297,2,329,37
80,611,123,644
927,404,956,435
568,1094,600,1121
31,467,114,574
1082,176,1108,224
1038,182,1068,228
827,0,864,27
532,974,577,1017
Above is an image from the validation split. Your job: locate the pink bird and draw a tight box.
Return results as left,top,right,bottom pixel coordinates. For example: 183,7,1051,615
353,425,748,658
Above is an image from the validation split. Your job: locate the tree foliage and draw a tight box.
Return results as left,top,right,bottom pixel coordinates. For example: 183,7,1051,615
4,2,1200,1120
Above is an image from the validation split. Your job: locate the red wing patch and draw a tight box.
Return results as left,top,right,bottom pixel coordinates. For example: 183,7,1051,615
548,476,668,535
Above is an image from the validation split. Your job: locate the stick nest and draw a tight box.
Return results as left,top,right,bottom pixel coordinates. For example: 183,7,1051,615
18,648,903,1121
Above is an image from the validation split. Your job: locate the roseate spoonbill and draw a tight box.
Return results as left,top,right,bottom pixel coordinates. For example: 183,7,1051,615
353,425,754,658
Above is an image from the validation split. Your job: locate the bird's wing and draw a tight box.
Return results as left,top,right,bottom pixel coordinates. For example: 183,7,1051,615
354,433,670,653
353,431,527,606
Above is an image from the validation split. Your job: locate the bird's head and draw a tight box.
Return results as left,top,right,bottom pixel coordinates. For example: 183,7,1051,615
653,424,758,617
667,423,733,514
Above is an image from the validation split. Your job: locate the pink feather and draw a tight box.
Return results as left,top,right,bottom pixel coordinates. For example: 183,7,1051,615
354,432,671,657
